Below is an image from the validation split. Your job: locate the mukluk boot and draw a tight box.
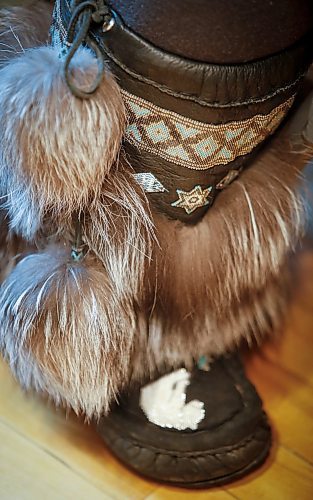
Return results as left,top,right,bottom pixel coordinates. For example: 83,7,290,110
0,0,313,488
99,354,272,487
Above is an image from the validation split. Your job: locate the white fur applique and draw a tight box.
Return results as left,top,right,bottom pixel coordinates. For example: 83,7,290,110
139,368,205,431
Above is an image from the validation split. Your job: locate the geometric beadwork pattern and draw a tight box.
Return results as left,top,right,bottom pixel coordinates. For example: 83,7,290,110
122,90,295,170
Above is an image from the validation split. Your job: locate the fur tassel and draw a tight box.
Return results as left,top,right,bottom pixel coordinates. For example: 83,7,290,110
0,246,140,418
0,45,125,239
82,160,155,297
0,159,154,417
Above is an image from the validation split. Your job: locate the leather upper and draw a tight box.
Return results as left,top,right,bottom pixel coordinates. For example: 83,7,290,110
107,0,313,64
52,1,313,223
93,11,313,115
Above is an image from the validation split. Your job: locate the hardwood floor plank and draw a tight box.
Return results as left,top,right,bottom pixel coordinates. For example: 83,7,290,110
0,361,156,500
244,353,313,464
260,248,313,386
293,248,313,314
261,306,313,387
0,419,111,500
226,446,313,500
146,488,237,499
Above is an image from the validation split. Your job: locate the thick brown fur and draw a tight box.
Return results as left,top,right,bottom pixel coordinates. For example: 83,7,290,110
1,103,312,416
135,143,306,374
128,93,313,379
0,2,312,416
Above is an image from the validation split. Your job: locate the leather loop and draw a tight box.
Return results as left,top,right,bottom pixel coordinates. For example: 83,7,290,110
63,0,111,98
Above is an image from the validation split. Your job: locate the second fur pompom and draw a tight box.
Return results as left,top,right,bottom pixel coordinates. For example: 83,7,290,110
0,245,139,418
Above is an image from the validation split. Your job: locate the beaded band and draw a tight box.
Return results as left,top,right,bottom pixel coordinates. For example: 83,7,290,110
123,90,295,170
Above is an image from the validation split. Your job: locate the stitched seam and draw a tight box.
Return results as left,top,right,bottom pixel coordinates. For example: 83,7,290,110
109,424,268,459
92,32,304,108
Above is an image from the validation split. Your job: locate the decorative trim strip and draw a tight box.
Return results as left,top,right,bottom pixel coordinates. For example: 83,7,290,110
133,172,167,193
122,90,294,170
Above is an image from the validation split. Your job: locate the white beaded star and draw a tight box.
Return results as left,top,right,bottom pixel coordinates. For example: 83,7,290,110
171,185,213,214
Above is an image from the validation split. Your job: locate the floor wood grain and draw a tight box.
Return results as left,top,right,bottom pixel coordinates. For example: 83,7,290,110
1,243,313,499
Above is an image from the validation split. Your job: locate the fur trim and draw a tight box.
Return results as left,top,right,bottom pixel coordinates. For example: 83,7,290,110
0,1,52,66
0,45,125,239
129,132,311,380
1,100,312,416
0,52,312,416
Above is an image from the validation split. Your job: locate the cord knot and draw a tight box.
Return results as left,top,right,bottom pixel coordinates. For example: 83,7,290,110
63,0,114,98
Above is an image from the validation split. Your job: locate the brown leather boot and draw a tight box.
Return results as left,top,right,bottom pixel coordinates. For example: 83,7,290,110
98,355,271,488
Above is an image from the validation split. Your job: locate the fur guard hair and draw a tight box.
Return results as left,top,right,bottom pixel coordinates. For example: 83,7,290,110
0,209,31,283
0,1,52,67
1,103,312,416
0,45,125,239
82,163,155,296
0,2,312,416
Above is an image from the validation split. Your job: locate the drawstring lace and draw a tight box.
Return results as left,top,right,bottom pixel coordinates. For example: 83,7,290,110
71,213,86,262
63,0,114,99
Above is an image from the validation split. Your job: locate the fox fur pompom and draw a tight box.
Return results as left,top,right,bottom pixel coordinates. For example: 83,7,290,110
0,153,155,417
0,245,140,418
0,45,125,239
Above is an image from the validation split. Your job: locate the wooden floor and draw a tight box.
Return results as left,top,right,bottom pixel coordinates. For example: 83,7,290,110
0,243,313,500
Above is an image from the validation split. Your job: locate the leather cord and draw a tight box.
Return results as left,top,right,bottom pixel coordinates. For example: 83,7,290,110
63,0,112,98
71,213,86,262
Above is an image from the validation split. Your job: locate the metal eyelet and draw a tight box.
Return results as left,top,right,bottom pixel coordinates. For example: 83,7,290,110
102,14,115,32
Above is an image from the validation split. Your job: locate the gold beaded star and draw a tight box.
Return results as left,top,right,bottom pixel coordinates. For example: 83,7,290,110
171,185,213,214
